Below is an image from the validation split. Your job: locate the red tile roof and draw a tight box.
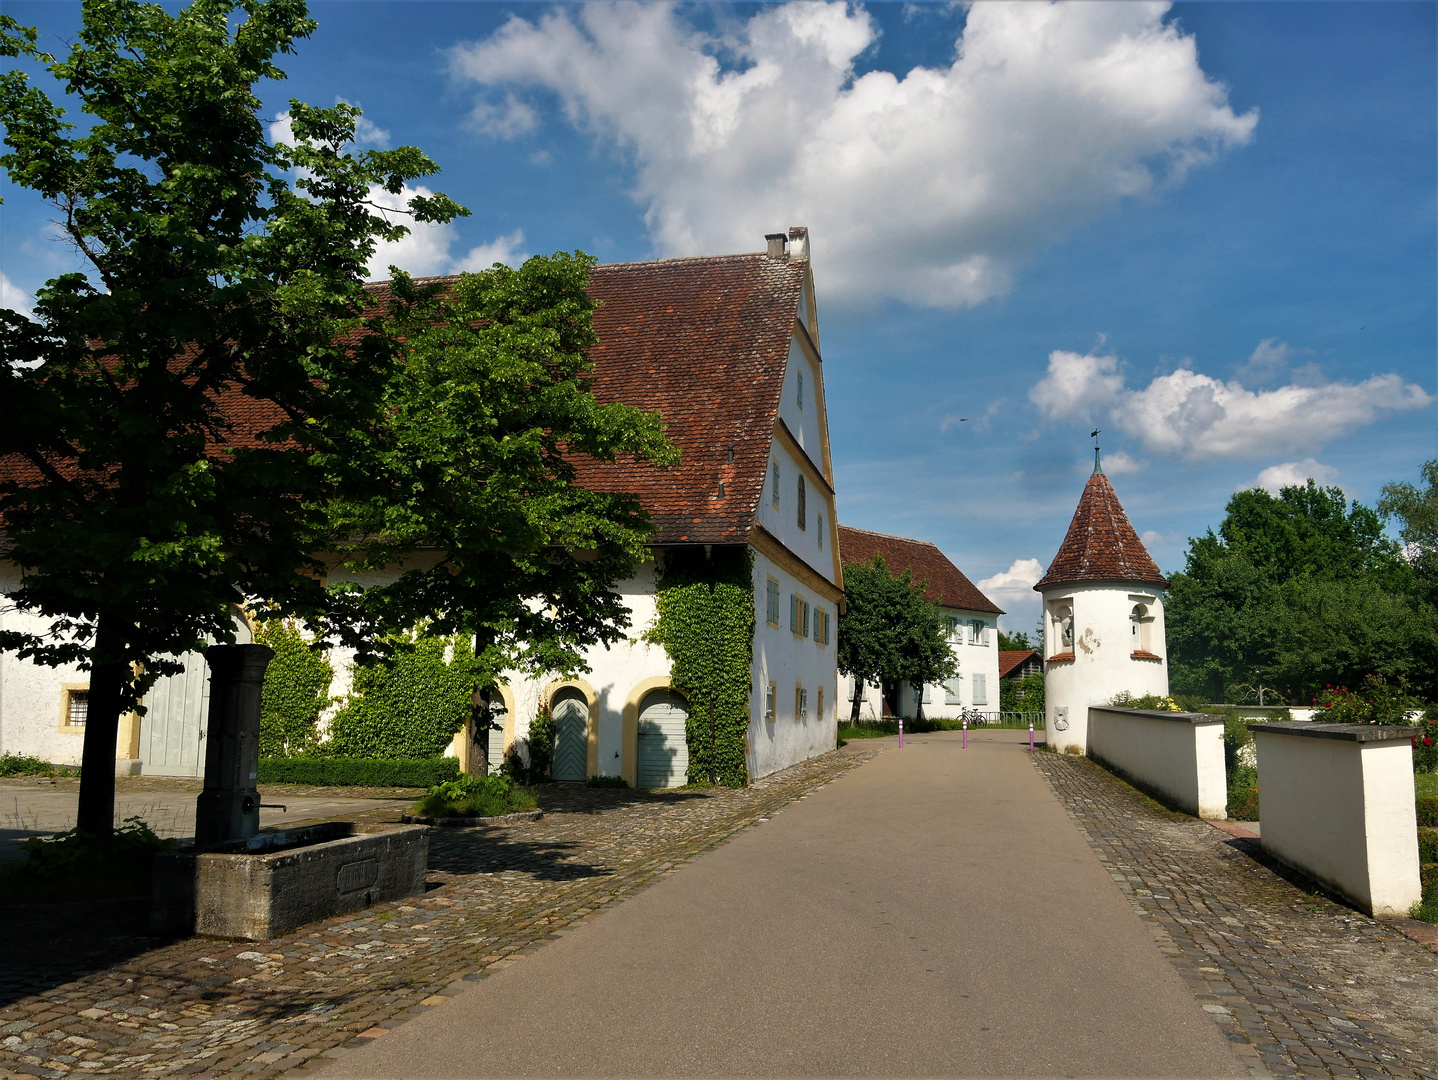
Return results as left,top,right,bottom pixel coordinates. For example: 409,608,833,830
1034,469,1168,590
837,525,1003,614
5,252,806,548
998,649,1040,679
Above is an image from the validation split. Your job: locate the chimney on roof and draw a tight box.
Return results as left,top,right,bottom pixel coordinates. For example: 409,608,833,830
765,233,787,259
787,226,809,263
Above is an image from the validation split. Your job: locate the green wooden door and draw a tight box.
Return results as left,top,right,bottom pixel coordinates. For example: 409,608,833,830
637,689,689,788
551,690,588,782
139,650,209,777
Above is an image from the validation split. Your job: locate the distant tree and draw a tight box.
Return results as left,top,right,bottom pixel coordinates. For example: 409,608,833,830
997,629,1032,652
837,554,957,722
1380,458,1438,602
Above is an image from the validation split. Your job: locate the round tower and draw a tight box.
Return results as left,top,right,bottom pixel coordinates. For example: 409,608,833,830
1034,449,1169,754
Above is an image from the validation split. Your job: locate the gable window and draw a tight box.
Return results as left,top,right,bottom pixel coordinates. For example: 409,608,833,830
797,371,804,411
765,577,780,627
817,513,824,550
772,461,780,509
797,475,807,530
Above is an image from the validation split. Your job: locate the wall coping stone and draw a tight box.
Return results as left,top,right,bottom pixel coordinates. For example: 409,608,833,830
1091,706,1224,726
1249,721,1415,743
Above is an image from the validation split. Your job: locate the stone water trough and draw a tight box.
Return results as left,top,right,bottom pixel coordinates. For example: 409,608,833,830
151,821,428,939
149,644,429,940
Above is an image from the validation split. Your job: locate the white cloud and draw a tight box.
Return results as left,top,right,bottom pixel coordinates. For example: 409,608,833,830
1030,349,1432,461
1234,336,1311,386
1103,450,1143,475
451,230,529,273
1,273,34,319
1243,459,1340,495
449,0,1256,307
978,557,1043,597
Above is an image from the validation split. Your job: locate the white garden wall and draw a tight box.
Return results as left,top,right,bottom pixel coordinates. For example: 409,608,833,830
1251,722,1421,918
1087,706,1227,819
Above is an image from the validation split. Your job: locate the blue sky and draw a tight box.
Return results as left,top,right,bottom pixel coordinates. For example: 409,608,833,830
2,1,1434,635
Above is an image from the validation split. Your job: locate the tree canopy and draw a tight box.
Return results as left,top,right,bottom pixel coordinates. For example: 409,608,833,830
837,553,957,721
0,0,673,841
1165,477,1437,705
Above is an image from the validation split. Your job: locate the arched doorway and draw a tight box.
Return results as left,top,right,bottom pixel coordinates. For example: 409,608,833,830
636,688,689,788
550,687,590,782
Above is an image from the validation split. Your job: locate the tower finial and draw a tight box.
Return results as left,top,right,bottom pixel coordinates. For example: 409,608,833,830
1093,445,1104,475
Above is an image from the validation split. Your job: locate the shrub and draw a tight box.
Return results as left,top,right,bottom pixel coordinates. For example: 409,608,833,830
1019,672,1045,714
1418,796,1438,827
0,753,77,778
411,774,537,818
326,630,478,759
0,816,175,904
1313,675,1418,726
526,709,554,781
1412,707,1438,774
1109,692,1182,711
257,756,459,788
1227,765,1260,821
586,775,628,788
254,620,333,757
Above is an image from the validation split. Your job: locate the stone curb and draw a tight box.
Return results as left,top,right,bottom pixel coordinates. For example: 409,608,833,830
399,810,545,826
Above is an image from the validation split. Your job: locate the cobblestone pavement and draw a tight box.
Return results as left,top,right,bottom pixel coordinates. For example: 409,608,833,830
1033,751,1438,1080
0,745,881,1080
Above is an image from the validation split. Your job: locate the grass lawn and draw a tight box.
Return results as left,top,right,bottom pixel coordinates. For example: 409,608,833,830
1417,772,1437,799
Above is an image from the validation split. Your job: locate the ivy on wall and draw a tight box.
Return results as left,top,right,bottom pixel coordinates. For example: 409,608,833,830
254,621,333,758
646,548,755,787
326,629,478,759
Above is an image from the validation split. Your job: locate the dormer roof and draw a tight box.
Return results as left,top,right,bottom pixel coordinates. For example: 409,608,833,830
1034,466,1168,591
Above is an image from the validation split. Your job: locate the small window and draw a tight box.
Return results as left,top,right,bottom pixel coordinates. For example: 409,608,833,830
797,475,806,531
772,461,780,509
766,577,780,627
817,513,824,550
944,677,963,705
765,682,776,723
796,686,808,721
797,371,804,411
947,616,961,639
65,691,88,727
973,673,988,706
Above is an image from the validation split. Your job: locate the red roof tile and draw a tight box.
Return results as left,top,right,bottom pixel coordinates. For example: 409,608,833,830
837,525,1002,614
1034,468,1167,590
998,649,1040,679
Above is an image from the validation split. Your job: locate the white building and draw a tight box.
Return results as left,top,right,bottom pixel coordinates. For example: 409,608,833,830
1036,451,1170,754
0,228,843,787
835,526,1003,721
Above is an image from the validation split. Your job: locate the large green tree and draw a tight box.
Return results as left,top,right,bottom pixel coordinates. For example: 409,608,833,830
837,553,957,721
0,0,672,843
1380,458,1438,604
1166,480,1435,703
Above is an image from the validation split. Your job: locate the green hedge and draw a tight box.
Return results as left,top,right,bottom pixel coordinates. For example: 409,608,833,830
1419,795,1438,827
257,757,460,788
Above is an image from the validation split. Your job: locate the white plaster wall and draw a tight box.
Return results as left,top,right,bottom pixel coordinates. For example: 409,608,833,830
1254,729,1422,917
750,550,838,779
838,609,1001,721
1040,582,1168,753
1087,708,1226,819
777,337,822,459
0,566,90,765
755,440,834,583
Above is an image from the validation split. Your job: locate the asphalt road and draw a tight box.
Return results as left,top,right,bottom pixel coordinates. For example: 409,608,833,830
331,730,1244,1078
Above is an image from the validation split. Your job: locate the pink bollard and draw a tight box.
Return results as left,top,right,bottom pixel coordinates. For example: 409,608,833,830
898,717,904,748
963,719,968,749
1029,719,1034,750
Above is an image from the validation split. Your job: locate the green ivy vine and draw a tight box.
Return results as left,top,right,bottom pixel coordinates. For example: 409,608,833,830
254,620,333,757
326,628,479,759
645,547,755,787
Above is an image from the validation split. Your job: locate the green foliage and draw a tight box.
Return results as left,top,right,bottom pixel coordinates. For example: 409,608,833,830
1109,692,1182,711
1166,478,1438,704
997,630,1033,651
1417,773,1437,801
326,630,477,759
586,774,628,788
1413,708,1438,773
256,756,458,787
411,773,536,818
837,553,957,720
0,816,175,903
1380,458,1438,605
0,753,77,778
1019,672,1045,714
527,709,555,781
1227,767,1260,821
1312,675,1419,726
999,677,1018,712
254,620,332,757
645,547,755,787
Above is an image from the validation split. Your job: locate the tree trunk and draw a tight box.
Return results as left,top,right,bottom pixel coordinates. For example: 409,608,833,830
914,681,926,724
850,679,863,723
76,611,129,848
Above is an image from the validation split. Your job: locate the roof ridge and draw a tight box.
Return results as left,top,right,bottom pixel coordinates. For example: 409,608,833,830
837,524,941,548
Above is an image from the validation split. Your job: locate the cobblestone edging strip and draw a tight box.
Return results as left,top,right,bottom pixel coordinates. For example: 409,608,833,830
1032,752,1438,1080
0,745,882,1080
398,810,544,827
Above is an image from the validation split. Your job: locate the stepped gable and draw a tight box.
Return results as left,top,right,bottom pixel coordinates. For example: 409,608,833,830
837,525,1003,614
1034,467,1168,590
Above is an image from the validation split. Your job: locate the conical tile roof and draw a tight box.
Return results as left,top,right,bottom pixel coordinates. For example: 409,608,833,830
1034,461,1168,590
